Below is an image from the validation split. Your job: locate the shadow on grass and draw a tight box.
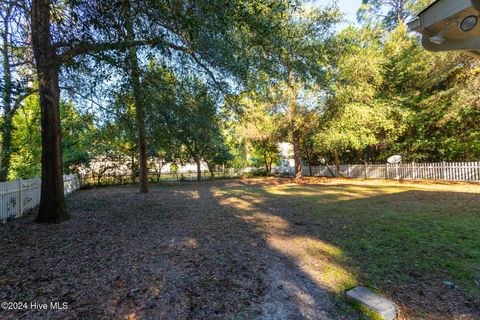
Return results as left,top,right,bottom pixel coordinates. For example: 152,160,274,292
213,179,480,319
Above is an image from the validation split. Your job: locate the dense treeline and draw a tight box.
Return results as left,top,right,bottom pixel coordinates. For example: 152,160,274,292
319,24,479,164
0,0,479,221
233,0,479,169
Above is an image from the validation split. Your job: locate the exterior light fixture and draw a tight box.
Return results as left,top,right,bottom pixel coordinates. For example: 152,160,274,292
460,15,478,31
408,0,480,59
429,34,445,44
428,19,458,44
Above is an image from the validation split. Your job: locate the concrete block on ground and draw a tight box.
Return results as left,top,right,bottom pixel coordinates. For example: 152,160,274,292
345,286,397,320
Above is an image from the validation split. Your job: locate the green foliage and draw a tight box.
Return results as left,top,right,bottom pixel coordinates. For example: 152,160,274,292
316,103,396,159
318,22,480,164
8,95,41,180
233,90,282,173
249,140,281,173
2,0,479,181
61,101,95,173
142,64,232,171
380,25,479,162
8,95,95,180
223,123,249,170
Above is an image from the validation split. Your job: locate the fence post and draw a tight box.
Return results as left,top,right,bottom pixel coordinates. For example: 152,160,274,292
19,179,23,217
442,161,447,180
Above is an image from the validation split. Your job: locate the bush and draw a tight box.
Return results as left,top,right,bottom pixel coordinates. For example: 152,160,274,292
244,168,269,177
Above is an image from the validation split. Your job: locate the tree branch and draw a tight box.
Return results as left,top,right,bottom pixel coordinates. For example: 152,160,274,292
56,34,229,99
60,86,130,122
56,37,191,63
10,89,38,116
189,52,227,94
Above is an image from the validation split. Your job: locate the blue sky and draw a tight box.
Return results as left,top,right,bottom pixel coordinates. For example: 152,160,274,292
312,0,363,28
336,0,363,25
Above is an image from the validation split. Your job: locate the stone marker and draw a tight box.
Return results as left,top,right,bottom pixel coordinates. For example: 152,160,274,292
345,286,397,320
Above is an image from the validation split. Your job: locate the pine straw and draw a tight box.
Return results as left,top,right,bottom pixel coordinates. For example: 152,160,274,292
0,181,356,319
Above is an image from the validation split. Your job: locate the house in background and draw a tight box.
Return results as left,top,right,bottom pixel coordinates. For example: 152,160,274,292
276,142,295,175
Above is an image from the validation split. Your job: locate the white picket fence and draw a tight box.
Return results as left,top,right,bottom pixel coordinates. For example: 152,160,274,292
302,162,480,182
0,174,81,222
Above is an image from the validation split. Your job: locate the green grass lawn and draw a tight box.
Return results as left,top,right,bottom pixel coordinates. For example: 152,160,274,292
215,178,480,318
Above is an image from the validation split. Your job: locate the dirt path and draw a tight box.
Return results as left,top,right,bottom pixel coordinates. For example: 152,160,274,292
0,180,357,319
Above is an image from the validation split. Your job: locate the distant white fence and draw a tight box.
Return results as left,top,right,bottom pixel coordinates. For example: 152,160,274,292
0,174,80,222
302,162,480,182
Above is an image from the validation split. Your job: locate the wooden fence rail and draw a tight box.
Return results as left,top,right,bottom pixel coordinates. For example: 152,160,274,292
301,162,480,182
0,174,80,222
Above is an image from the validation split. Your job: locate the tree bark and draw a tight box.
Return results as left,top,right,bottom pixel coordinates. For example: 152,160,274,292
156,160,163,182
287,67,302,179
293,129,302,179
206,161,215,178
209,167,215,178
333,152,343,177
265,154,272,175
262,147,270,175
195,157,201,182
125,5,148,193
129,49,148,192
32,0,68,223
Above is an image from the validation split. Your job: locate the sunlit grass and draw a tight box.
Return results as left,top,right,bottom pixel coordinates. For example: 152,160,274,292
215,179,480,303
268,235,357,294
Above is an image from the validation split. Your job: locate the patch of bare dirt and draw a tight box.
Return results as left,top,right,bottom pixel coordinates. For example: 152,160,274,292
0,181,355,319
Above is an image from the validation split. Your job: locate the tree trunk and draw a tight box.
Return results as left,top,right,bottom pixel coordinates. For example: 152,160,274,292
308,163,312,177
0,6,13,181
287,66,302,179
209,168,215,178
32,0,68,223
125,7,148,193
157,159,164,182
195,157,201,182
334,152,343,177
293,129,302,179
265,157,271,175
325,163,336,177
0,119,13,182
131,153,136,183
262,148,270,175
207,162,215,178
